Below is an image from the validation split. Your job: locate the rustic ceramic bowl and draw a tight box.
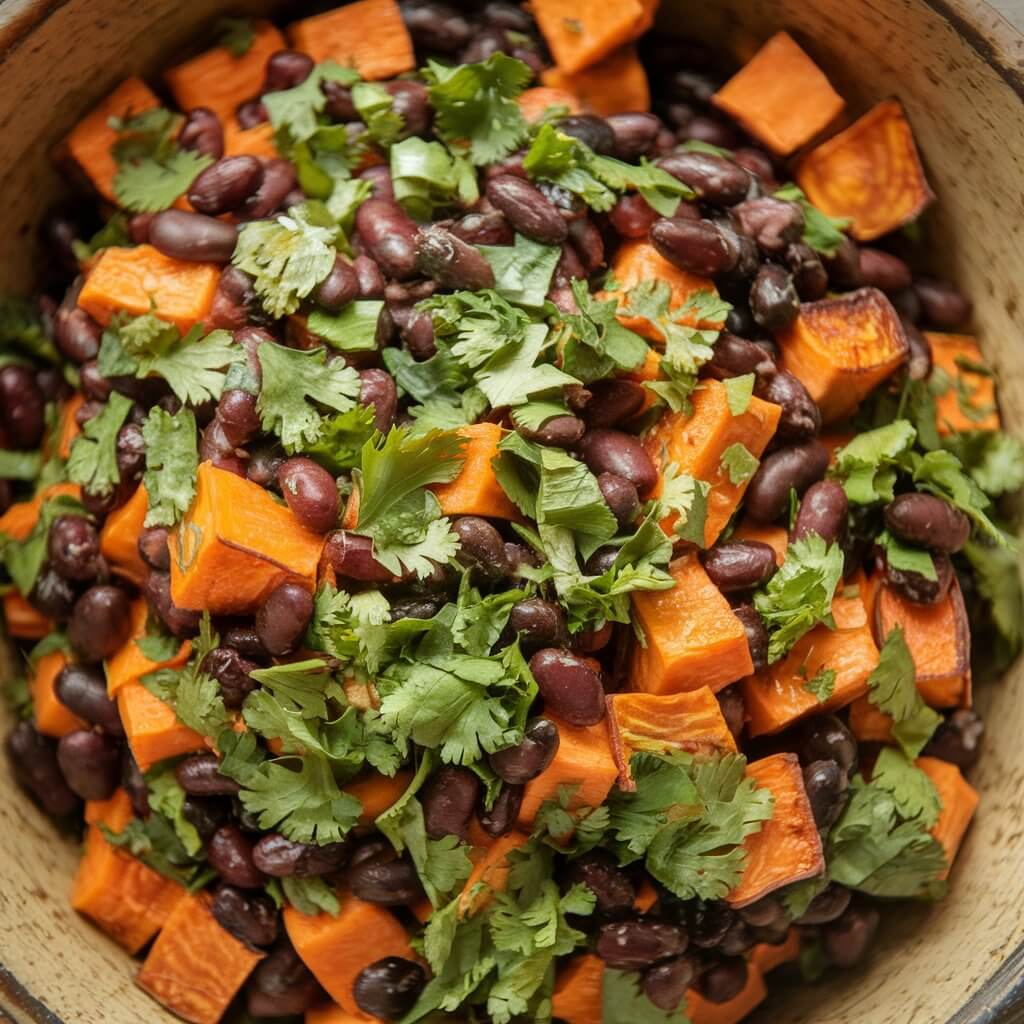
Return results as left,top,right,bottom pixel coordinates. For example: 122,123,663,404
0,0,1021,1021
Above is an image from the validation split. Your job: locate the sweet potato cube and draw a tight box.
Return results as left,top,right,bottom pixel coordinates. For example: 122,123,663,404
917,756,978,879
2,592,51,638
926,332,1001,434
170,462,325,614
797,99,934,241
518,717,618,827
165,21,286,123
118,681,205,771
306,1006,367,1024
517,86,584,122
730,521,788,566
288,0,414,80
643,380,781,546
285,896,413,1016
55,393,84,459
541,45,650,116
0,482,80,541
728,752,824,907
686,963,767,1024
343,769,411,824
430,422,519,520
458,831,530,917
105,598,191,697
551,955,604,1024
531,0,643,74
223,122,280,160
64,77,161,204
751,928,801,974
742,592,879,737
778,287,908,422
78,245,220,334
630,554,753,695
712,32,844,156
848,694,895,743
30,651,85,738
84,787,134,830
632,0,660,37
607,687,737,790
99,483,149,585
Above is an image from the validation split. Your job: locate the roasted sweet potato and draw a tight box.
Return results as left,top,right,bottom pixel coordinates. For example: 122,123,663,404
56,393,85,459
631,554,754,695
343,769,411,824
541,45,650,116
778,287,909,422
78,245,221,334
105,598,192,697
117,680,205,771
742,591,879,737
926,332,1001,434
551,954,604,1024
284,896,413,1016
848,693,895,743
751,928,801,974
0,482,81,541
518,86,584,122
223,122,280,160
430,423,519,520
288,0,415,79
305,1005,367,1024
634,878,658,912
917,756,979,880
99,483,149,585
531,0,644,74
712,31,844,156
632,0,660,37
643,381,781,546
64,77,161,204
727,752,824,907
30,651,85,738
796,99,934,241
2,592,52,639
165,21,286,123
730,521,788,566
170,462,325,615
518,716,618,828
607,687,737,789
686,963,767,1024
458,831,530,917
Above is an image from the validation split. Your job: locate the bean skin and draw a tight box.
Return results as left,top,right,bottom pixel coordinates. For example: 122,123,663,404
643,956,698,1011
262,50,314,92
650,216,740,277
558,114,616,155
716,684,745,739
823,903,879,968
415,224,495,290
732,197,805,256
609,193,658,238
400,1,472,51
358,369,398,433
488,717,560,783
179,107,224,159
508,599,566,652
578,429,658,493
175,754,242,797
699,958,748,1003
596,921,688,970
188,156,264,215
797,884,852,925
148,209,238,263
0,365,45,449
54,664,123,735
239,159,297,221
705,332,775,381
517,414,585,448
246,942,323,1017
685,899,736,949
732,604,769,673
797,715,857,776
565,849,635,915
56,730,121,800
68,585,132,663
30,568,76,622
143,570,202,638
745,442,829,524
47,515,101,582
528,648,605,726
903,322,933,381
884,493,970,554
217,388,261,447
485,175,568,245
598,472,641,529
255,582,314,656
793,480,848,545
451,208,513,246
479,784,523,837
858,248,911,293
277,457,339,534
702,541,777,593
803,759,849,830
606,113,663,161
314,256,360,313
786,241,829,300
55,301,102,364
355,198,421,280
208,825,265,888
922,709,984,770
749,263,799,332
657,152,750,206
582,379,646,428
251,833,350,877
913,277,972,328
6,721,81,816
212,885,280,948
453,516,510,578
422,765,481,840
324,530,394,582
349,856,423,905
755,369,821,441
884,550,953,605
354,957,426,1021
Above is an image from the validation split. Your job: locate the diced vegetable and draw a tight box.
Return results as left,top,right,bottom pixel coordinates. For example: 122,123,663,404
777,287,909,422
517,86,584,122
78,245,221,334
796,99,934,241
712,31,844,155
56,393,85,459
117,680,205,771
2,592,52,639
848,694,896,743
84,787,134,829
105,598,192,697
169,462,325,615
30,651,85,738
137,892,264,1024
288,0,415,80
551,954,604,1023
630,554,754,694
430,422,519,520
541,45,650,116
223,122,280,160
727,752,824,907
305,1005,366,1024
686,963,767,1024
926,333,1002,435
99,483,149,585
0,482,81,540
751,928,801,973
344,769,411,823
531,0,644,74
917,756,979,879
458,830,530,917
730,521,789,566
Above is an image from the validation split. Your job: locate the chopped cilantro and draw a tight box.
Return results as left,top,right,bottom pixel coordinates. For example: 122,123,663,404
0,297,58,364
0,450,42,481
804,666,836,702
307,300,384,352
140,407,198,527
352,81,404,146
299,404,377,473
659,464,711,547
282,876,340,916
878,529,938,581
476,323,578,409
773,182,850,257
719,442,759,485
832,420,916,504
943,430,1024,497
263,60,360,144
602,969,683,1022
724,373,756,415
964,532,1022,659
390,137,479,220
420,289,531,370
214,16,256,56
478,235,562,308
67,391,133,496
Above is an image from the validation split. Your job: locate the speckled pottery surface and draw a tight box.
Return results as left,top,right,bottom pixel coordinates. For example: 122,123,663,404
0,1,1022,1022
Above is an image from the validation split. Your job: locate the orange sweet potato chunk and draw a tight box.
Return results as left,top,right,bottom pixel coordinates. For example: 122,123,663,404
285,896,413,1017
65,77,161,204
118,681,205,771
343,769,411,823
925,333,1001,435
430,423,519,520
31,651,85,738
607,687,737,789
56,393,84,459
223,122,280,160
518,717,618,827
105,598,191,697
848,694,895,743
686,963,767,1024
99,483,149,585
78,245,220,334
742,591,879,737
165,21,286,122
3,592,52,639
751,928,801,974
517,86,584,122
138,893,263,1023
727,752,824,908
712,31,844,156
541,45,650,116
730,521,788,566
917,756,979,879
630,554,753,695
288,0,414,80
0,482,81,541
797,99,934,241
778,287,909,423
531,0,643,74
170,462,325,614
551,955,604,1024
643,380,781,546
458,831,530,917
306,1006,367,1024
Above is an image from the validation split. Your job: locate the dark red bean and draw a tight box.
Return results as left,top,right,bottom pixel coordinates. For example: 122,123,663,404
651,215,746,277
745,441,829,524
47,515,101,582
216,388,260,448
422,765,481,840
54,664,122,735
353,254,386,298
699,957,748,1003
823,903,879,968
685,899,736,949
596,920,688,970
142,569,202,637
733,197,805,256
566,849,635,915
529,648,605,726
755,369,820,441
858,248,911,293
453,516,510,578
797,715,857,776
584,545,620,577
246,444,286,491
385,80,431,138
518,414,585,449
277,457,339,534
120,747,149,818
450,207,513,246
732,146,776,183
568,217,604,272
643,956,697,1011
349,855,423,905
149,209,238,263
127,212,154,244
251,833,350,877
922,709,984,769
354,957,426,1021
479,784,523,837
355,198,421,280
55,297,102,364
797,884,851,925
609,192,658,238
508,601,566,653
732,604,769,673
485,174,568,245
598,472,641,529
0,365,45,449
182,795,230,840
884,493,970,554
80,361,113,403
56,730,120,800
175,753,241,796
657,152,750,206
29,568,76,622
188,156,264,217
41,211,84,272
356,368,397,433
578,429,658,493
884,550,953,605
488,717,560,784
702,541,777,593
255,582,314,656
792,480,847,545
208,824,264,888
558,114,615,154
6,721,81,816
400,0,472,51
415,223,495,290
903,322,933,381
179,107,224,159
716,684,745,739
705,332,775,381
785,242,829,301
553,241,585,286
239,159,297,221
322,79,357,121
213,885,280,948
803,759,849,830
203,645,259,709
913,277,972,328
247,942,323,1017
891,286,922,324
262,50,314,93
749,263,799,331
324,530,393,582
606,112,662,160
825,236,862,289
68,584,132,662
580,379,646,428
314,255,360,313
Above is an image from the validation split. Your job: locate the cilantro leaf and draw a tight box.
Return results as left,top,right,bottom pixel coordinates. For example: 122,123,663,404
773,182,850,257
263,60,360,143
390,137,479,220
67,392,133,496
871,747,942,827
477,236,562,308
943,429,1024,497
724,373,755,415
804,667,836,702
476,323,578,408
910,448,1008,545
879,529,938,581
420,289,532,370
352,81,404,146
0,449,42,481
602,969,683,1023
832,420,917,504
659,464,711,547
0,493,85,595
307,300,384,353
0,297,58,363
281,876,340,916
141,406,198,527
299,404,377,473
146,766,202,856
248,659,343,720
114,148,211,213
964,532,1022,656
719,442,759,485
214,16,256,56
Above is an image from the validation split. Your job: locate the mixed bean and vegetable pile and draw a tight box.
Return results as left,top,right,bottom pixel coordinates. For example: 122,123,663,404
1,1,1021,1022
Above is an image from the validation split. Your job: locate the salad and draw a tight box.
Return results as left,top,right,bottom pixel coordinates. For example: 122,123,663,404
1,1,1021,1022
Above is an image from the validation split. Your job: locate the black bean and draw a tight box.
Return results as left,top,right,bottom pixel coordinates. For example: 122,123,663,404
213,885,280,949
385,80,431,139
29,568,76,622
578,429,658,493
733,197,805,257
732,146,776,183
716,684,745,739
128,215,155,244
180,795,228,840
54,664,123,735
797,715,857,775
400,0,471,51
858,248,911,293
422,765,481,840
903,322,933,381
349,856,423,905
921,708,984,770
657,152,750,206
823,902,879,968
565,849,635,915
251,833,350,877
320,79,356,121
793,480,847,546
569,216,604,272
749,263,800,332
149,210,238,263
324,530,394,582
529,648,605,726
606,112,663,161
884,549,953,605
803,759,849,830
650,216,741,277
175,753,241,797
745,441,829,524
699,957,749,1003
643,956,697,1011
0,365,45,449
582,545,618,578
312,255,360,313
354,957,426,1021
68,585,132,662
120,747,149,818
598,472,641,530
884,493,970,554
825,235,862,289
188,156,264,216
451,208,513,246
488,718,560,784
558,114,615,155
484,174,568,245
208,824,264,888
276,457,339,534
47,515,101,582
702,541,777,593
247,941,323,1017
262,49,314,93
913,277,972,328
596,920,688,970
415,224,495,290
80,361,112,403
390,597,443,622
354,254,387,298
737,896,787,929
6,721,80,816
55,300,102,364
355,198,421,280
357,369,398,434
239,159,297,221
479,784,523,837
755,369,821,441
179,107,224,159
215,389,260,449
718,919,756,956
705,332,775,380
685,899,736,949
453,516,510,578
581,379,646,428
785,241,829,301
142,570,202,638
609,193,658,238
508,600,566,652
798,884,851,925
732,604,769,673
518,414,586,448
56,730,121,800
891,286,922,325
255,582,314,656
